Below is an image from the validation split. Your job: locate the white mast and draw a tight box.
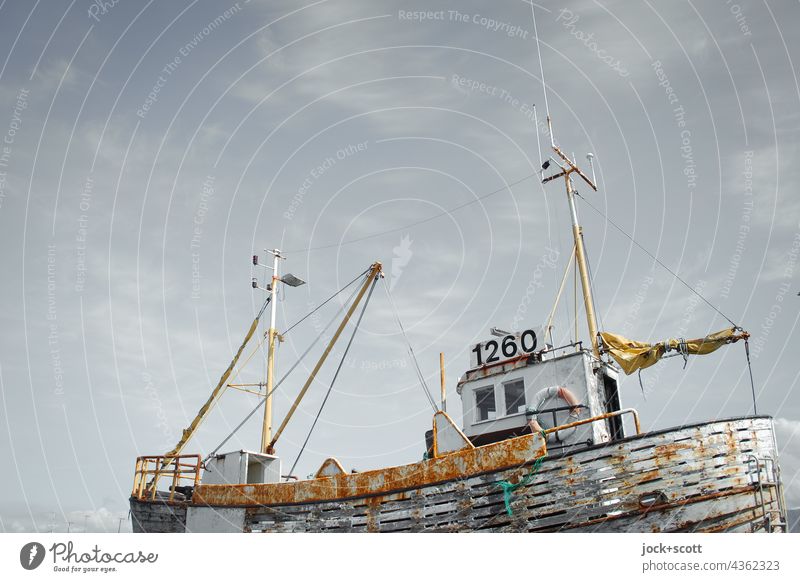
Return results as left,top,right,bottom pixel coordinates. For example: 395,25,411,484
261,249,281,453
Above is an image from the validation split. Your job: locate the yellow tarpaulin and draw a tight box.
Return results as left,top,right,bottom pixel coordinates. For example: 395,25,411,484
600,327,744,375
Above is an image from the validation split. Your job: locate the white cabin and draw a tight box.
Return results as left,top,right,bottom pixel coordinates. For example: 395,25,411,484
456,339,623,452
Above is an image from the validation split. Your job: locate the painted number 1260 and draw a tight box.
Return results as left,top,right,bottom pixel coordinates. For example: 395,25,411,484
471,330,538,367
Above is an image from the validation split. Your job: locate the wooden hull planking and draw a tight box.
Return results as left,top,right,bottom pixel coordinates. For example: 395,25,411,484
130,416,786,533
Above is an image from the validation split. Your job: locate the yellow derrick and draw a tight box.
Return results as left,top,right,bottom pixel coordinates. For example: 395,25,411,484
164,311,263,458
600,327,748,375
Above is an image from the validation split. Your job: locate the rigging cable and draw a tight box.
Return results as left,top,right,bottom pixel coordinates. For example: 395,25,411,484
573,192,757,409
219,273,367,404
203,274,365,463
544,244,575,345
573,191,739,329
218,297,272,396
287,273,380,478
285,173,540,254
382,277,439,413
573,252,578,342
192,296,272,427
281,267,370,336
744,338,758,415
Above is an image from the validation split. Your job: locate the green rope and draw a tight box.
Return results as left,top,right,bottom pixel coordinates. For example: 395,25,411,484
495,432,548,516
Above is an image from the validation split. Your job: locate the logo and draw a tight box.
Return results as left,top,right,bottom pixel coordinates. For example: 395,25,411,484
20,542,46,570
390,234,413,291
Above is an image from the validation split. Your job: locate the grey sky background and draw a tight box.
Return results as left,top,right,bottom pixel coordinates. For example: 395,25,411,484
0,0,798,532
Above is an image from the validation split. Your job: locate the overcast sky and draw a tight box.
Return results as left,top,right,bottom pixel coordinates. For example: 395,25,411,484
0,0,798,533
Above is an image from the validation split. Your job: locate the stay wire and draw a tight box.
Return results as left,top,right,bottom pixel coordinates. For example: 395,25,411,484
256,296,271,319
199,295,273,423
287,274,380,478
285,173,540,254
573,191,739,329
281,267,369,337
744,339,758,415
224,297,272,387
204,274,365,463
382,277,438,413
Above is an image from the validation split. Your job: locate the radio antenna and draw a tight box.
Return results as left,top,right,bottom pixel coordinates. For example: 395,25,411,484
530,3,553,146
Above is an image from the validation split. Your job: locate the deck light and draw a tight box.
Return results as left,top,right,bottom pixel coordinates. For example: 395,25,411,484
281,273,306,287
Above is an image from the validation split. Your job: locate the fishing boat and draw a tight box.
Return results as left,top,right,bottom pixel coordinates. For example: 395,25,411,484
129,117,787,533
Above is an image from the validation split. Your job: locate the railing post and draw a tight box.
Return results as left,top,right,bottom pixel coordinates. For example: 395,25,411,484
170,459,179,502
150,456,160,500
132,458,141,499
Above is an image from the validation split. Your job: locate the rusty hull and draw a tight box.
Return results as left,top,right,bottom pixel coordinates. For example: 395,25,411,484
193,431,547,507
131,416,785,532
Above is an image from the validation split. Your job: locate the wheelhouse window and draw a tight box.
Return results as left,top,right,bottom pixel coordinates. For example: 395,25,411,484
475,385,496,421
504,379,526,415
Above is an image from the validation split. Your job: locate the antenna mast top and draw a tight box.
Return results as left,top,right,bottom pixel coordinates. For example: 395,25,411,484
542,116,598,192
540,116,601,358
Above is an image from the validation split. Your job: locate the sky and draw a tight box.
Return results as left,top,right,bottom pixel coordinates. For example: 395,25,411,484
0,0,798,533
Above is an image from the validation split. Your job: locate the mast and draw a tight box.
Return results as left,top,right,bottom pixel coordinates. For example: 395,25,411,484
542,116,601,358
261,249,281,453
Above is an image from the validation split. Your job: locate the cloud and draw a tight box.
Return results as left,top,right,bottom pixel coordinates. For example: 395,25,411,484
774,417,800,508
2,0,800,531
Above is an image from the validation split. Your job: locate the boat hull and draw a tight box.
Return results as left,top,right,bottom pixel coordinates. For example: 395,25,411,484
130,416,786,533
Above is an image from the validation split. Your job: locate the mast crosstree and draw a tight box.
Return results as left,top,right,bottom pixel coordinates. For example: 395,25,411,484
541,116,601,357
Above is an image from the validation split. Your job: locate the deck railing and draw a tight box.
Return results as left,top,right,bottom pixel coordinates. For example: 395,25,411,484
131,454,202,502
543,407,642,438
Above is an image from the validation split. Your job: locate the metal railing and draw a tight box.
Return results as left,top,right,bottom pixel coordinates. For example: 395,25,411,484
746,453,787,532
541,408,642,438
132,454,202,503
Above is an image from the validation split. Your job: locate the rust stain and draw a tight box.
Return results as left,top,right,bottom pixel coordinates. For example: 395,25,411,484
558,485,759,531
643,485,757,515
194,432,547,507
459,353,532,384
621,469,661,489
701,512,761,533
365,500,378,532
653,442,692,462
725,424,740,457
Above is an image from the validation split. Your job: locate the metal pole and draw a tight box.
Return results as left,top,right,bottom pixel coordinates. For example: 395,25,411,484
261,250,280,453
565,174,600,358
268,262,382,453
439,353,446,412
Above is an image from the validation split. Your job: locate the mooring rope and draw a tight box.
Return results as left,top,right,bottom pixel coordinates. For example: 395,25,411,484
495,433,548,516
